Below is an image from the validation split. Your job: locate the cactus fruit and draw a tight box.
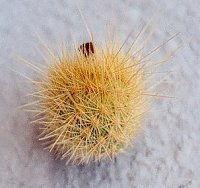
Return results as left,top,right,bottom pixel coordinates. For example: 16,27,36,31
26,30,170,164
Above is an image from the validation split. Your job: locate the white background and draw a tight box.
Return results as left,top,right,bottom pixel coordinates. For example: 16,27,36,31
0,0,199,187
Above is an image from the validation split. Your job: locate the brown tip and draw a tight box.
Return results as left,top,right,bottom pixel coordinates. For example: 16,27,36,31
79,42,95,57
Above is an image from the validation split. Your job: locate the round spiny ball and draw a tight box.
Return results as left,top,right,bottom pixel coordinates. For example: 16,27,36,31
34,42,146,164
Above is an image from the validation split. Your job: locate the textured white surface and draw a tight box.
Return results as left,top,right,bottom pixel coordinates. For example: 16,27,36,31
0,0,200,187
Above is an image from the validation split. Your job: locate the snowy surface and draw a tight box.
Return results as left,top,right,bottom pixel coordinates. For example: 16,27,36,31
0,0,200,187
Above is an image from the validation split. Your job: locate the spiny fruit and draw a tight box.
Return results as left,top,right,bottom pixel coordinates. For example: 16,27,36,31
26,30,170,164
